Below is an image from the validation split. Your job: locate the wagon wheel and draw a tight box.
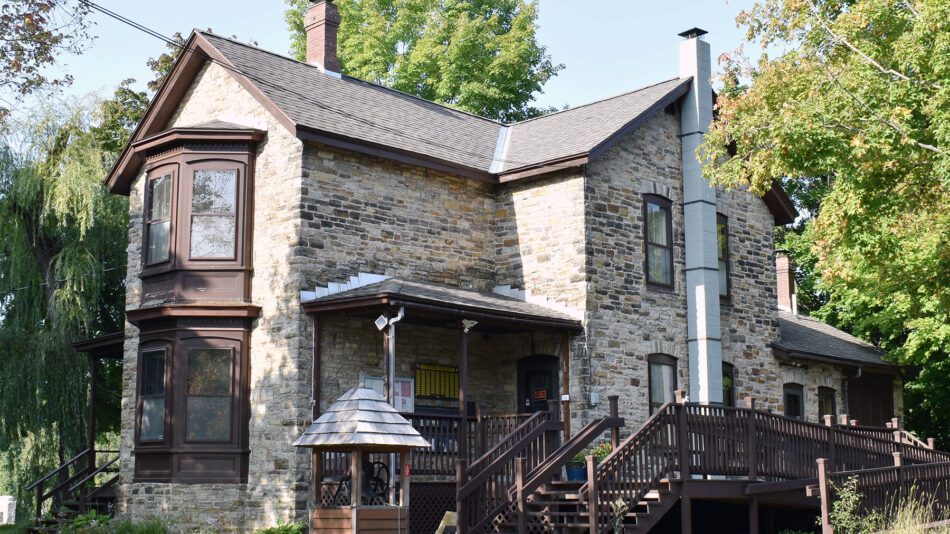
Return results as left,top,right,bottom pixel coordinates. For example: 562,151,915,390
368,461,390,503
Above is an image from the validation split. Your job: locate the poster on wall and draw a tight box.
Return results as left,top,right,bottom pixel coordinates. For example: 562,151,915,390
362,374,415,413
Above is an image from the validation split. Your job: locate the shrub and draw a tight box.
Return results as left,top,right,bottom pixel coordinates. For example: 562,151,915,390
255,523,304,534
63,514,167,534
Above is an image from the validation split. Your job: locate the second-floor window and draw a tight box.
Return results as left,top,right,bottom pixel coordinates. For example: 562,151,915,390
146,174,172,265
722,362,736,407
644,195,673,288
717,213,730,298
190,169,238,259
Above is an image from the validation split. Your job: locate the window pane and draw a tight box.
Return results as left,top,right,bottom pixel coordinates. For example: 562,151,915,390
146,221,170,264
190,215,236,258
192,169,236,213
646,203,669,246
143,350,165,395
141,398,165,441
186,396,231,441
148,175,171,220
648,244,672,285
649,362,675,412
188,349,231,395
719,259,729,296
784,388,803,419
718,218,729,296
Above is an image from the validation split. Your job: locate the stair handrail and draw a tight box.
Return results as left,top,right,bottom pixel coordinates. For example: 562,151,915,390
466,410,549,477
519,415,624,498
25,448,92,491
68,455,119,493
579,402,678,531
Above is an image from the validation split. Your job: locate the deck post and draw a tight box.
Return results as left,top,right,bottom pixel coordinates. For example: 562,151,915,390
456,458,468,534
825,415,837,470
928,438,936,450
351,452,363,507
748,496,759,534
608,395,620,450
817,458,831,534
515,457,528,534
675,392,692,534
476,404,486,458
561,332,572,440
546,399,561,456
745,397,757,480
586,455,598,533
459,323,470,464
893,452,904,502
839,414,849,427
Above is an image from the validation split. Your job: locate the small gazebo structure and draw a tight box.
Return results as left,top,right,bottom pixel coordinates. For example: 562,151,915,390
294,386,430,533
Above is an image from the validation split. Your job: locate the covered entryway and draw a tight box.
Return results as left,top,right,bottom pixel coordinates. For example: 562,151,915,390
847,372,896,427
302,276,581,534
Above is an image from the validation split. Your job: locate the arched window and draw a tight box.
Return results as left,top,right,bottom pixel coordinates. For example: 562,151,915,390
643,195,673,288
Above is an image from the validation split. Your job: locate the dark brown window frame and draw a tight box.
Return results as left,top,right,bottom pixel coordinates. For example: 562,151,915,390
783,382,805,420
185,161,242,262
643,194,674,290
648,353,677,414
717,212,731,300
135,343,172,446
818,386,837,419
133,322,250,484
143,166,177,267
722,362,736,408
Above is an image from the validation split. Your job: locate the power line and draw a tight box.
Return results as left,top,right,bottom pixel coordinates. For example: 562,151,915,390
77,0,550,170
0,265,122,300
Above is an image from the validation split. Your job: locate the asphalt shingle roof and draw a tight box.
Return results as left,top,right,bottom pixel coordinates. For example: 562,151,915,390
198,32,690,174
303,278,579,325
501,78,690,171
775,312,894,368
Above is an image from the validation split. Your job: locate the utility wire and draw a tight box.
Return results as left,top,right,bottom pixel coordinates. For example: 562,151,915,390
77,0,556,170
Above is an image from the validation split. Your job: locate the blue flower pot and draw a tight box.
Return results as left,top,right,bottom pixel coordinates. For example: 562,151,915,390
565,465,587,481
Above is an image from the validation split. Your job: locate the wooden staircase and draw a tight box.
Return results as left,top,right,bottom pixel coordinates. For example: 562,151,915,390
24,448,119,533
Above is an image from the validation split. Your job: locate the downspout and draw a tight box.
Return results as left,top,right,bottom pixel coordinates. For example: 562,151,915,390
386,306,404,506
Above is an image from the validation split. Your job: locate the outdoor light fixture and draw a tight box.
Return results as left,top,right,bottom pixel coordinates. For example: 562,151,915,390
375,314,389,331
462,319,478,333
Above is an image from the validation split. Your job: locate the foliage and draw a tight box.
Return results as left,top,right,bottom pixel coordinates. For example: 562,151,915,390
0,96,131,517
64,514,168,534
145,32,186,93
284,0,563,122
254,522,305,534
823,477,950,533
573,442,612,464
0,0,94,120
609,498,629,533
701,0,950,446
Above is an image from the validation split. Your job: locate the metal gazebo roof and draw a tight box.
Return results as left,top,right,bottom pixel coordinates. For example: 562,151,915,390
293,386,431,451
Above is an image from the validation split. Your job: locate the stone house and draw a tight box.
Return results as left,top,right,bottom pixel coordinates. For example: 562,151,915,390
95,3,902,531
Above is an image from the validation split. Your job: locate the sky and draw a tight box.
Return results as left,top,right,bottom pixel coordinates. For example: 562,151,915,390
39,0,761,113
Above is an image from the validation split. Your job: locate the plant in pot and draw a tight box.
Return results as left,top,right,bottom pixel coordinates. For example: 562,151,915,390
565,450,588,481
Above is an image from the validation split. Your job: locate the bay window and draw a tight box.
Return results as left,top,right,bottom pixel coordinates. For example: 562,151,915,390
190,168,238,259
186,348,233,442
138,348,167,441
644,195,673,288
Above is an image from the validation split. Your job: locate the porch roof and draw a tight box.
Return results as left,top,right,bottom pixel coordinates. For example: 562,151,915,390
301,278,581,330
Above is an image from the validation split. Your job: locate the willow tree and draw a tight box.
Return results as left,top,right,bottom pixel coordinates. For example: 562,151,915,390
0,99,131,512
701,1,949,444
284,0,563,122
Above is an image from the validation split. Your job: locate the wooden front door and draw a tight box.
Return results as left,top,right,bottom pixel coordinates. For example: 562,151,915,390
517,355,559,413
847,372,895,426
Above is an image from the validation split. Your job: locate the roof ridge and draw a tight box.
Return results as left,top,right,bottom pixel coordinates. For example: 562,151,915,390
196,30,505,127
507,77,688,126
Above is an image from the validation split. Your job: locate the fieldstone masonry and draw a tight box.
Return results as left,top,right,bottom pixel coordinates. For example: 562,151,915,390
116,59,892,532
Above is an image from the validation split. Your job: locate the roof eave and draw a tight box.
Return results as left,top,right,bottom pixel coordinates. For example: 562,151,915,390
771,343,898,375
764,181,799,225
302,291,581,330
296,126,496,183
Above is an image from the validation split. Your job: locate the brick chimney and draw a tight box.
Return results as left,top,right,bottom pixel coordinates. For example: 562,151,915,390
305,0,341,73
776,250,798,314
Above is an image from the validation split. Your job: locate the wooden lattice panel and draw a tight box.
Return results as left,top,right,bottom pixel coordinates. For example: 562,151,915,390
410,482,456,534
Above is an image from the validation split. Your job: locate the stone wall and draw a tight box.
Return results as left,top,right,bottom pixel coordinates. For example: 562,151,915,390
717,188,784,412
119,60,307,531
581,110,690,430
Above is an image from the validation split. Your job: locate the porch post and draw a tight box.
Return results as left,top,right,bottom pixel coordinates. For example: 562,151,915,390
748,496,759,534
311,317,323,506
817,458,832,534
87,355,98,457
561,332,571,440
459,320,476,465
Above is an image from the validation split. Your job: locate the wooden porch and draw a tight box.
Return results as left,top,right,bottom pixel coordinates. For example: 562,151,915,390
306,392,950,533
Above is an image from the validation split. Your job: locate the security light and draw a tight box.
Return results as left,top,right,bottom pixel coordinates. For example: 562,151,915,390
375,314,389,331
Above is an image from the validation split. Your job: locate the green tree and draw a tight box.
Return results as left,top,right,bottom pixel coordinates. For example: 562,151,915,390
284,0,563,122
701,1,950,445
0,0,94,120
0,96,133,516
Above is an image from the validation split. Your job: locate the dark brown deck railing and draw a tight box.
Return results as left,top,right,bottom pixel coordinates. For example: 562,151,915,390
25,448,119,520
814,458,950,531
